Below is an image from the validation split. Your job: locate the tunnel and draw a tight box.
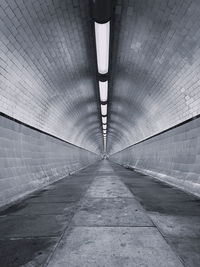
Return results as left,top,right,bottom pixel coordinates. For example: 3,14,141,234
0,0,200,266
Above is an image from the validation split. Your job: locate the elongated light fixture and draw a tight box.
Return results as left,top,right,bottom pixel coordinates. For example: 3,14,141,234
95,21,110,74
92,0,114,154
101,104,107,116
104,138,107,152
99,81,108,102
102,116,107,124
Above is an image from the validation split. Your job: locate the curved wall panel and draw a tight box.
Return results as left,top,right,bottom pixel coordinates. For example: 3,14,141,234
0,114,100,208
111,117,200,197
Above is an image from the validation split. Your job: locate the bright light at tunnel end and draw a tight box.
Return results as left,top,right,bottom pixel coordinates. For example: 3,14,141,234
95,21,110,74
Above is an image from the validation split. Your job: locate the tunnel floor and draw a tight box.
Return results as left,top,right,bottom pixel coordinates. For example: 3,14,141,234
0,161,200,267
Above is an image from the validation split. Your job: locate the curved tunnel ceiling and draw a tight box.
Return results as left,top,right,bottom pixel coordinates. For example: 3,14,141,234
0,0,102,153
1,0,200,155
108,0,200,154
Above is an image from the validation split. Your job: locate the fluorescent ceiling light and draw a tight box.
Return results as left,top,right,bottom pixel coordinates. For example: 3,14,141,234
103,124,107,130
102,116,107,124
104,141,106,153
99,81,108,102
95,21,110,74
101,104,107,116
103,130,107,133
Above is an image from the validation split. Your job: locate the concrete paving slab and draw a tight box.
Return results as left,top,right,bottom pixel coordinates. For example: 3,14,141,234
0,215,70,238
127,190,200,215
0,237,58,267
86,177,133,198
40,188,85,195
27,194,81,203
46,184,89,191
166,237,200,267
47,227,183,267
32,189,83,198
149,213,200,238
146,200,200,216
0,202,77,216
72,197,153,226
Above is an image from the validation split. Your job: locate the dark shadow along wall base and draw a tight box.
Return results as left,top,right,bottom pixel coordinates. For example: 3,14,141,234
0,114,100,208
110,117,200,197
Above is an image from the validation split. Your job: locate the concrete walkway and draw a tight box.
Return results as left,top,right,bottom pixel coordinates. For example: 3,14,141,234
0,160,199,266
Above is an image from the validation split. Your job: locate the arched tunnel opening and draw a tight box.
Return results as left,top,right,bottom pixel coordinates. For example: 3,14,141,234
0,0,200,266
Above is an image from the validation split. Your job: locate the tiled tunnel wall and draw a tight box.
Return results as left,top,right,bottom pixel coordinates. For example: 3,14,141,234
108,0,200,154
110,116,200,197
0,0,102,154
0,114,100,208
